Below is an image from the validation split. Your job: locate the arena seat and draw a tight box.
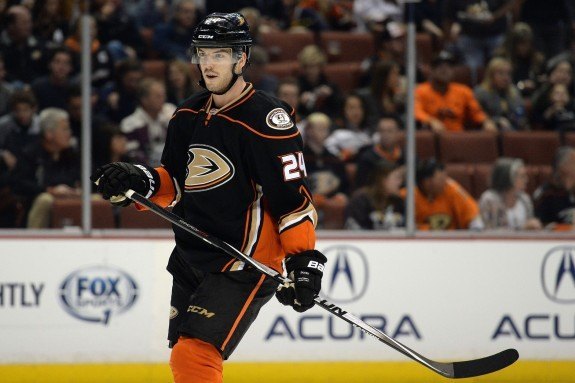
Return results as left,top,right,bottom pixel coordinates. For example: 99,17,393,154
445,163,474,195
51,198,115,229
501,131,560,165
563,132,575,147
472,163,492,199
397,130,437,160
263,61,299,79
323,62,362,93
535,165,553,189
319,197,347,230
320,31,375,62
416,33,434,65
142,60,167,81
259,31,315,62
451,65,472,86
119,205,171,229
437,131,499,164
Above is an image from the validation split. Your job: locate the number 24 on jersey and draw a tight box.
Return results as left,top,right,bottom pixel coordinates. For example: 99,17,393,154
280,152,307,181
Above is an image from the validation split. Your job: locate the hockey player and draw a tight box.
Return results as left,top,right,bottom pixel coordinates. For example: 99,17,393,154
92,13,326,383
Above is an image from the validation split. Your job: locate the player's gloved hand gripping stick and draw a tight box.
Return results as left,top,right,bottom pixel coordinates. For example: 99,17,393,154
121,188,518,379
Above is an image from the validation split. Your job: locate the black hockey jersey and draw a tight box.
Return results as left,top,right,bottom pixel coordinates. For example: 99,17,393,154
148,83,317,272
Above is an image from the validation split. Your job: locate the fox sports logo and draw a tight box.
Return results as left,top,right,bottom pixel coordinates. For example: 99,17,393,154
59,265,139,325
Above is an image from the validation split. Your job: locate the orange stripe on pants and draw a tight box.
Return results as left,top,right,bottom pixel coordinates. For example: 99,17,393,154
170,337,223,383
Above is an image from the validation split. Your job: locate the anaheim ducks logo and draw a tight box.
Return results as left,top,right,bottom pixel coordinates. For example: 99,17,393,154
185,145,235,192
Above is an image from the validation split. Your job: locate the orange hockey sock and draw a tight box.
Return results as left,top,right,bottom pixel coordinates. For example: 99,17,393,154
170,336,223,383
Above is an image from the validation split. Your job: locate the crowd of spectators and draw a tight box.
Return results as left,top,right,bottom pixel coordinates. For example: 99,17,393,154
0,0,574,232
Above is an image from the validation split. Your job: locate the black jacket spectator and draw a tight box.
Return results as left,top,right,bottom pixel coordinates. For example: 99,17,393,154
0,5,48,85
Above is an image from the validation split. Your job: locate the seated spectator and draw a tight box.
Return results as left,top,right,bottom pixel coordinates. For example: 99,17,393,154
153,0,201,60
415,51,496,132
299,0,356,31
443,0,515,84
531,56,573,128
93,123,129,170
238,7,264,43
533,146,575,230
91,0,144,60
541,83,575,133
99,58,144,123
120,78,176,166
494,22,545,97
297,45,343,117
0,90,41,166
165,59,199,106
519,0,574,60
355,116,404,188
479,158,542,230
31,47,74,110
359,60,406,123
244,46,278,95
66,85,109,142
413,0,444,42
0,53,14,117
335,93,372,132
346,161,405,230
324,94,373,161
303,112,349,202
130,0,171,29
276,77,303,129
11,108,80,228
353,0,404,34
303,112,349,228
64,16,115,89
31,0,69,48
474,57,528,131
0,5,48,86
0,90,39,227
402,158,483,230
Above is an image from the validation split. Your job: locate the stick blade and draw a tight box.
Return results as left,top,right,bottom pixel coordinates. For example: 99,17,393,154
452,349,519,379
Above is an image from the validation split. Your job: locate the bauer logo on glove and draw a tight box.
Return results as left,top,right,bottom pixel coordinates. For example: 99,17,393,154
275,249,327,313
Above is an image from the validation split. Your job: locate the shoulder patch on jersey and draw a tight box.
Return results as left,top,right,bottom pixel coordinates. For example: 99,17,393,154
185,144,235,192
266,108,294,130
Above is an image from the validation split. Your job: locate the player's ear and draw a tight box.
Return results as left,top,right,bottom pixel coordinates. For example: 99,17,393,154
236,52,247,74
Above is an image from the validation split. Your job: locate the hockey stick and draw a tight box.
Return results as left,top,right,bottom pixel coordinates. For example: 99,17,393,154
124,189,519,379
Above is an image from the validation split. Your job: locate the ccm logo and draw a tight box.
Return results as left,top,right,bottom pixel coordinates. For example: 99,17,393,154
198,35,214,39
307,260,325,272
187,305,215,318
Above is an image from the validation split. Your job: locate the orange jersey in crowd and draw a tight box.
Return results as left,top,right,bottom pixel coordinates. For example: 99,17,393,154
402,179,480,230
415,82,487,132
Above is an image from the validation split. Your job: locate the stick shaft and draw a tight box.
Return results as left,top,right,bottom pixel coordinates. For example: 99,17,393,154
125,190,516,378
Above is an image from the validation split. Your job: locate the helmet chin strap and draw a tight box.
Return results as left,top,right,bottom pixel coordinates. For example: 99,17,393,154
197,63,241,96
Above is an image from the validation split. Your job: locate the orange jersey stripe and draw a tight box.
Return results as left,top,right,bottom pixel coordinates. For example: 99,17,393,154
217,114,301,140
280,219,316,255
220,274,266,351
151,166,176,207
135,167,176,211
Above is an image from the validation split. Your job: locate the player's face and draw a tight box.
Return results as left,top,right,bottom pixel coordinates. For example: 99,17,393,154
198,48,237,94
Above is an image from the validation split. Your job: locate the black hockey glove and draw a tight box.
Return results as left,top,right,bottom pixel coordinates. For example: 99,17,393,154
276,250,327,313
91,162,159,207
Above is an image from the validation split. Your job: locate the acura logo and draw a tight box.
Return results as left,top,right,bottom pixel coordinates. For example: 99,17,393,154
320,245,368,303
541,246,575,304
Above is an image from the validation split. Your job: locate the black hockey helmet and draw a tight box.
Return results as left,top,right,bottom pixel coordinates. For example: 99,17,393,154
190,12,253,94
190,12,253,63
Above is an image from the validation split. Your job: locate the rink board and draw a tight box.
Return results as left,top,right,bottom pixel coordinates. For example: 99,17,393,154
1,361,575,383
0,237,574,381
